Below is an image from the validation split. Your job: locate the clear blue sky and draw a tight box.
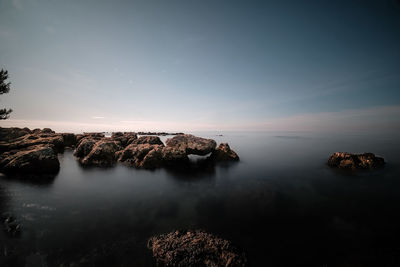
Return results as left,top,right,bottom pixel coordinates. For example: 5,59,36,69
1,0,399,132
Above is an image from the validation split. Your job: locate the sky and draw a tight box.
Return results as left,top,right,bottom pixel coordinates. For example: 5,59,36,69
0,0,400,133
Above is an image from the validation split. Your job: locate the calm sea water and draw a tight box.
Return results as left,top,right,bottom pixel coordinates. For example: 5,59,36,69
1,131,400,266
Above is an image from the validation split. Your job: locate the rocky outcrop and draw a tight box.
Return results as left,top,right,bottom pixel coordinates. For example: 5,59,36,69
0,132,65,153
131,136,164,145
76,133,104,146
328,152,385,169
74,138,99,158
0,127,31,142
161,146,189,163
166,134,216,156
2,212,22,236
111,132,137,147
79,140,122,167
147,230,247,267
0,145,60,174
1,128,240,173
211,143,239,161
61,133,77,148
117,144,164,169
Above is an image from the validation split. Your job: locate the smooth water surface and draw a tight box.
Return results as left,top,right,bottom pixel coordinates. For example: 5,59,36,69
1,131,400,266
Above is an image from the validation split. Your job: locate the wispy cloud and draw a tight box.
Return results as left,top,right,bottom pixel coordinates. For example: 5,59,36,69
2,105,400,134
12,0,22,10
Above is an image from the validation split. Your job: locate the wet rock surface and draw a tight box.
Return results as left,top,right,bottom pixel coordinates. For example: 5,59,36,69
111,132,137,147
80,140,122,167
0,145,60,174
1,212,22,237
166,134,217,156
147,230,247,267
211,143,240,162
117,144,164,169
0,127,240,173
328,152,385,169
131,135,164,146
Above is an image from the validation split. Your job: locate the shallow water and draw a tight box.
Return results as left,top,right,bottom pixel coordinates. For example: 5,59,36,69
1,131,400,266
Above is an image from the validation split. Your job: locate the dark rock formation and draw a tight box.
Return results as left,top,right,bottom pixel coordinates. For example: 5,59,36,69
74,138,99,158
0,145,60,174
111,132,138,147
117,144,164,169
211,143,239,161
76,133,105,146
328,152,385,169
42,128,55,134
131,136,164,146
166,134,216,156
80,140,122,167
61,133,77,147
161,146,189,163
0,131,64,153
147,230,247,267
0,127,31,141
2,212,22,237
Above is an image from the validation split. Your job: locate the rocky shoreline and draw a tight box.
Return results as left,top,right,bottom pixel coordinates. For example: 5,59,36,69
327,152,385,170
0,127,239,175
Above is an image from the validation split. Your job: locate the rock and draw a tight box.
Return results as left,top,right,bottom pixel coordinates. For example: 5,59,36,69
211,143,240,161
131,136,163,145
111,132,138,147
42,128,55,134
117,144,164,169
147,230,247,267
0,133,64,153
74,138,99,158
161,146,189,163
166,134,216,156
2,213,22,236
76,133,105,146
61,133,77,147
0,145,60,174
80,140,122,167
328,152,385,169
0,127,31,142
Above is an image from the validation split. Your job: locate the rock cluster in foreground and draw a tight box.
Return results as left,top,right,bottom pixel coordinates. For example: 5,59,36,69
328,152,385,169
147,230,247,267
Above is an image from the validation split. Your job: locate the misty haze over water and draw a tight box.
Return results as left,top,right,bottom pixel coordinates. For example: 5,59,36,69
1,131,400,266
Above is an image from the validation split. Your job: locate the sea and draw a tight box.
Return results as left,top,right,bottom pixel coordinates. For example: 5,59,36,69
1,131,400,266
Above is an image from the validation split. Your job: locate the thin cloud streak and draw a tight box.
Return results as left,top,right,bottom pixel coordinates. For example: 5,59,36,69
2,105,399,134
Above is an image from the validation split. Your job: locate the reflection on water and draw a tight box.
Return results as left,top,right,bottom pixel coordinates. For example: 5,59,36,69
1,131,400,266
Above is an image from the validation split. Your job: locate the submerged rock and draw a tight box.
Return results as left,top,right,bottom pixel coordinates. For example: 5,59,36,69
211,143,239,161
147,230,247,267
166,134,217,156
1,213,22,237
328,152,385,169
0,145,60,174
